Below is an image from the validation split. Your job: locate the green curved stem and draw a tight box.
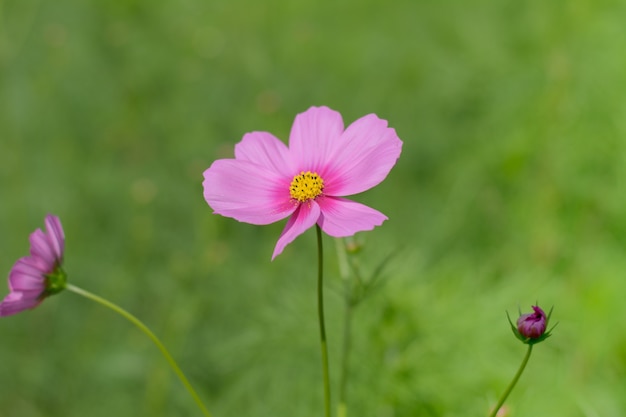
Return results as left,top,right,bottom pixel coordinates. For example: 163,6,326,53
316,225,331,417
66,283,212,417
489,344,533,417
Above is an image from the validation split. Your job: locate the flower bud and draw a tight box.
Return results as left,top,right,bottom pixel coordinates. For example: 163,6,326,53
507,304,554,345
516,306,547,339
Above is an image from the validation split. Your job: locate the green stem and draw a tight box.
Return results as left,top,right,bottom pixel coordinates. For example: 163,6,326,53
337,294,352,417
316,225,331,417
335,238,352,417
66,283,212,417
489,344,533,417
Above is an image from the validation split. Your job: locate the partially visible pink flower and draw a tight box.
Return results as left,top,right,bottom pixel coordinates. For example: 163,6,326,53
203,106,403,259
0,214,66,317
489,405,510,417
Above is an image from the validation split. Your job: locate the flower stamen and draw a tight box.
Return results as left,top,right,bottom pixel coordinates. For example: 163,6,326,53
290,171,324,202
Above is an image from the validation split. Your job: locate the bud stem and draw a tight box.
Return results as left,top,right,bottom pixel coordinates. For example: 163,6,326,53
65,283,212,417
489,344,533,417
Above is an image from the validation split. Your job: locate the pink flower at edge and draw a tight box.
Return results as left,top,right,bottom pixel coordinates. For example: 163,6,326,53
202,106,403,259
0,214,66,317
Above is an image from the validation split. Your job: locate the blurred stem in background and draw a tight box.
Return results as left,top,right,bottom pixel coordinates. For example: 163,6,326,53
335,237,355,417
335,236,397,417
66,284,213,417
316,225,332,417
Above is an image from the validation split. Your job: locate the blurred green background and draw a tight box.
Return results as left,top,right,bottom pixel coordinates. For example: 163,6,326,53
1,0,626,415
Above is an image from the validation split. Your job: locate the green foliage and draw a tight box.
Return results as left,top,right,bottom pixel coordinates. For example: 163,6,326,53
1,0,626,416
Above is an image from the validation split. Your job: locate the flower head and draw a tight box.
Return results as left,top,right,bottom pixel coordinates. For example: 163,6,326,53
517,305,547,339
0,214,67,317
508,305,555,345
203,106,403,259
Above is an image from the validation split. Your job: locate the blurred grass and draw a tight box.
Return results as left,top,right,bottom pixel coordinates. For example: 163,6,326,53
1,0,626,416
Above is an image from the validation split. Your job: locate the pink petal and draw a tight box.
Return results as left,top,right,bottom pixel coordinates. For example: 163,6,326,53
272,201,321,260
44,214,65,262
12,252,51,277
234,131,296,178
0,291,42,317
9,258,47,291
29,229,56,266
289,106,344,173
322,114,402,196
9,276,45,292
203,159,296,225
317,196,388,237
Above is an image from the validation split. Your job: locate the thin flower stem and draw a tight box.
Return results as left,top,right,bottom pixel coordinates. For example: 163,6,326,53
65,283,212,417
316,225,331,417
338,293,353,417
489,344,534,417
335,238,352,417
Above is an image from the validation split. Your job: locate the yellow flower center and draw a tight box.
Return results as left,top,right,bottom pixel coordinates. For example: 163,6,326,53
289,171,324,202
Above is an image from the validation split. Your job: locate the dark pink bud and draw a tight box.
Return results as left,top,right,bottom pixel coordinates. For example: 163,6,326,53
516,306,547,339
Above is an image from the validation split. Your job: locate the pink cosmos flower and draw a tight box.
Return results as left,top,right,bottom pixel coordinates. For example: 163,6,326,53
203,106,403,259
0,214,66,317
